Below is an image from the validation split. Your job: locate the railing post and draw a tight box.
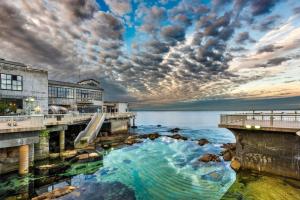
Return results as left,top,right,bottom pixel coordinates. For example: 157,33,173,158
270,111,274,126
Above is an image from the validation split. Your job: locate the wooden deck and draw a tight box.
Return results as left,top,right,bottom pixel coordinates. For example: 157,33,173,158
219,112,300,133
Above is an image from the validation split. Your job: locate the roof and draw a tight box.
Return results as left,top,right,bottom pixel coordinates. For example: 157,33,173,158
49,80,104,91
0,58,26,67
104,101,128,104
77,79,100,85
0,58,48,73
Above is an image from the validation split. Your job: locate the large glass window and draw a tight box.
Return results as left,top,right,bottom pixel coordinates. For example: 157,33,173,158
48,86,74,99
0,73,22,91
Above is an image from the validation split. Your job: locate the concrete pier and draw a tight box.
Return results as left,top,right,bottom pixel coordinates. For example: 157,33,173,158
59,130,65,154
0,112,135,175
19,145,29,175
219,112,300,180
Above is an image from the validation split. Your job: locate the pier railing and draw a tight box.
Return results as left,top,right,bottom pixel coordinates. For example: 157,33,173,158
0,115,45,132
220,112,300,130
0,112,135,133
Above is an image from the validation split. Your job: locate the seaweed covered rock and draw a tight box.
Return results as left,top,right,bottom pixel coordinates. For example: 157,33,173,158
221,143,236,161
32,186,77,200
168,134,188,140
198,138,209,146
124,135,142,145
138,133,161,140
199,153,221,162
169,128,181,133
230,157,241,172
76,152,102,163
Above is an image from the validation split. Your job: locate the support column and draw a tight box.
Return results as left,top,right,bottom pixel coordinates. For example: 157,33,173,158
59,130,65,154
19,145,29,175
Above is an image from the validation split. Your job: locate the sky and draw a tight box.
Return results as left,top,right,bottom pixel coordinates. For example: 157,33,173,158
1,0,300,108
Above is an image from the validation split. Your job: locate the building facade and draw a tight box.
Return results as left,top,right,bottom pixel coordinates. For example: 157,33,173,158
103,102,128,113
48,79,103,113
0,59,48,114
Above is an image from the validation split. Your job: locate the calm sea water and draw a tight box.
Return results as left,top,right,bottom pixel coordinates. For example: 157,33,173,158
1,111,300,199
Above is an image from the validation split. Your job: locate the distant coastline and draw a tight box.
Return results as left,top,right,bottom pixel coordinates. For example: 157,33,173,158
132,96,300,111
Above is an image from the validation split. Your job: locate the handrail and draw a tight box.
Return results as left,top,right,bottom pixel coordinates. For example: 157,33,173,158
220,111,300,129
74,113,98,145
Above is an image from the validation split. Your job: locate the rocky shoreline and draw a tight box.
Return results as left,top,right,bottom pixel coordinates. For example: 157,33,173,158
32,127,241,200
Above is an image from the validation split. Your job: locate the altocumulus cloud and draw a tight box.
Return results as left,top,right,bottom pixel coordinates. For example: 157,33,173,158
0,0,300,104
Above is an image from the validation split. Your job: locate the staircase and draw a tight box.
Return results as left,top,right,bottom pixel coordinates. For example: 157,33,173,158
74,113,106,149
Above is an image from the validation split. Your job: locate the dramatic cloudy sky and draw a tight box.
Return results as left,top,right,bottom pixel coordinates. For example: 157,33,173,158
1,0,300,106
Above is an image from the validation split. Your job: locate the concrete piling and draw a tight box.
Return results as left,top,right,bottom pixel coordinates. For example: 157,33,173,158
59,130,65,154
19,145,29,175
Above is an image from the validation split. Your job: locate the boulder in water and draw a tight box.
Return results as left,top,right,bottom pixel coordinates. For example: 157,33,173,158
199,153,221,162
230,157,241,171
32,186,77,200
168,134,188,140
124,135,142,145
221,143,236,161
138,132,161,140
169,128,181,133
222,150,232,161
198,138,209,146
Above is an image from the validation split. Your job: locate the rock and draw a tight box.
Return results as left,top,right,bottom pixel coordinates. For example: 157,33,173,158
76,153,102,163
222,150,232,161
169,128,180,133
102,144,111,149
230,157,241,172
138,133,161,140
199,153,221,162
32,186,77,200
131,125,138,129
168,134,188,140
124,136,142,145
157,124,162,127
221,143,236,161
148,133,160,140
49,153,60,159
198,139,209,146
221,143,236,151
61,150,78,159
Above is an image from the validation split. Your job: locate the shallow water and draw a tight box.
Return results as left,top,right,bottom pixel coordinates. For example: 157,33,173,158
1,111,300,199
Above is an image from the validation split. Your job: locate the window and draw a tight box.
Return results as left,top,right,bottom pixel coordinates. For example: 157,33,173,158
0,73,22,91
48,86,74,99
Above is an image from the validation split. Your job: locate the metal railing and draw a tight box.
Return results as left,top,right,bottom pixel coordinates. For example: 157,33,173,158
105,112,135,119
220,111,300,129
0,112,135,132
0,115,44,129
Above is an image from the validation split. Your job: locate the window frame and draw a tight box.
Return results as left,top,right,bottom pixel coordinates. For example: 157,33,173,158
0,73,23,91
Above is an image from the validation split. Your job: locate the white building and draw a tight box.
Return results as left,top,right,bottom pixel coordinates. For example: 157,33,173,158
0,59,48,114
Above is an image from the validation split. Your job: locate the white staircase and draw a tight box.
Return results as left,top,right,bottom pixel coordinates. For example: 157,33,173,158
74,113,106,149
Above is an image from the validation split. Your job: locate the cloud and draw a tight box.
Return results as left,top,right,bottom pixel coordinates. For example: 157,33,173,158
257,44,283,53
235,32,255,44
250,0,281,16
0,0,299,105
294,6,300,14
161,25,185,43
104,0,131,16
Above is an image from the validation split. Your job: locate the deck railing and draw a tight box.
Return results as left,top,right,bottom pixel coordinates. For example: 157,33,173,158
0,115,44,130
0,112,135,132
220,112,300,129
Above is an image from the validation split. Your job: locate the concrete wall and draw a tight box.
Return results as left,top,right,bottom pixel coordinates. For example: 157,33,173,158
0,144,35,174
0,146,19,174
117,103,128,113
0,62,48,114
34,135,49,160
110,119,129,134
230,129,300,179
